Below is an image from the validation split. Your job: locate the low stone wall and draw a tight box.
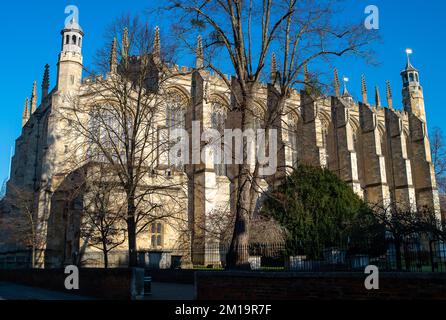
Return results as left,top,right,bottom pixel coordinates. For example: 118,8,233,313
195,271,446,300
0,268,144,300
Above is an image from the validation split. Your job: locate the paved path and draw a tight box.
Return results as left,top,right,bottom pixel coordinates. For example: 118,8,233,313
0,282,94,300
145,282,195,300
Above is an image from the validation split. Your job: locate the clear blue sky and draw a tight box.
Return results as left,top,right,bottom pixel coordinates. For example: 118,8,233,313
0,0,445,184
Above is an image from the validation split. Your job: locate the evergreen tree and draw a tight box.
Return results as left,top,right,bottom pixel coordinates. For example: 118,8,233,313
261,165,377,258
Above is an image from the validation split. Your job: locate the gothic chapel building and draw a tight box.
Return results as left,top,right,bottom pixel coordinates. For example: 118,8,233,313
0,15,441,268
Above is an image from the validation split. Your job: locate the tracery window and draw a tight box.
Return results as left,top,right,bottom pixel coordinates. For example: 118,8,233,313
165,90,187,170
211,99,228,176
150,222,163,248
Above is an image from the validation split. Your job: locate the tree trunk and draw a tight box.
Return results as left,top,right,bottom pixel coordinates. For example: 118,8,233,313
226,90,258,270
102,241,109,269
395,238,402,271
227,165,252,269
31,245,36,269
127,198,138,267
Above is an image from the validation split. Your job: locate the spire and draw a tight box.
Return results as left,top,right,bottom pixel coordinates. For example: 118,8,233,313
375,86,381,108
110,38,118,74
42,64,50,100
386,80,393,109
271,53,277,82
153,26,160,58
30,81,37,114
361,74,368,104
196,35,204,68
342,76,350,96
333,68,340,97
405,48,417,71
341,76,353,103
122,27,129,61
304,64,310,89
22,98,30,127
401,48,420,89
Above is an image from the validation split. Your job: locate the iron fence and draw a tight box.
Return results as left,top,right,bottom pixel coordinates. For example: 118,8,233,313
147,238,446,272
1,238,445,272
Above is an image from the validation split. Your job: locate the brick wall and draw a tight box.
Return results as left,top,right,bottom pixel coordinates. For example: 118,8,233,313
195,271,446,300
0,268,144,300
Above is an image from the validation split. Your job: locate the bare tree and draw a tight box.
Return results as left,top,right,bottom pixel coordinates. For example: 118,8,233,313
78,164,127,268
370,202,440,271
59,16,188,267
1,184,45,268
163,0,374,268
430,127,446,194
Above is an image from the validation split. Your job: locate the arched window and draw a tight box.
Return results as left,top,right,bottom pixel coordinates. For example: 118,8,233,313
415,73,419,83
211,99,228,176
78,37,82,47
150,222,163,248
165,90,187,170
72,35,77,45
88,106,123,163
166,92,186,130
409,73,414,82
66,35,70,45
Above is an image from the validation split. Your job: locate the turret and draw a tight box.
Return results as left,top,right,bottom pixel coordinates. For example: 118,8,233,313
57,14,83,93
401,49,425,120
